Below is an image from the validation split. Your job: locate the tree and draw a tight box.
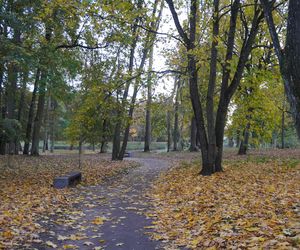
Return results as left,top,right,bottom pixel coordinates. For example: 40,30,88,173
260,0,300,139
166,0,264,175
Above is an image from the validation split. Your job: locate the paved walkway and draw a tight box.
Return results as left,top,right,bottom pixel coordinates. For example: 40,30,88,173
34,158,169,250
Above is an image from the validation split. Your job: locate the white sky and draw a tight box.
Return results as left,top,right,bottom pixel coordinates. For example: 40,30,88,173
151,4,178,97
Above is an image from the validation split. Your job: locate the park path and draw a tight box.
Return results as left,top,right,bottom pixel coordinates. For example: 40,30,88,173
34,157,170,250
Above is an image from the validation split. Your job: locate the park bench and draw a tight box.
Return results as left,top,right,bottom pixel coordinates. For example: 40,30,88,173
124,151,133,157
53,171,82,189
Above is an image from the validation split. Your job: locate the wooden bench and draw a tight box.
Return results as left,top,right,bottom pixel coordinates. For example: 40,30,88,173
53,171,82,189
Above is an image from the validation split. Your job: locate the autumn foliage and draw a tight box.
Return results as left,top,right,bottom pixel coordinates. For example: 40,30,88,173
0,155,134,248
150,152,300,249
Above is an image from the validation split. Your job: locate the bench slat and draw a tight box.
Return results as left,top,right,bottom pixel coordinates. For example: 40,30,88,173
53,172,82,189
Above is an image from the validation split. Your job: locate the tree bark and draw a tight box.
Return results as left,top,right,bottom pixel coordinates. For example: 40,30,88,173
23,69,40,155
144,46,154,152
6,64,18,154
189,116,197,151
112,121,121,160
42,95,50,152
238,122,250,155
206,0,219,171
31,71,47,156
173,79,180,151
281,107,285,149
0,64,5,155
100,119,108,153
167,111,171,152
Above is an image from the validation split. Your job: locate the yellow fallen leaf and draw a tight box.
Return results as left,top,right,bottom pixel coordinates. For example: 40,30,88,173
46,241,58,248
2,230,14,239
144,226,155,229
92,217,105,225
245,227,260,232
63,244,78,249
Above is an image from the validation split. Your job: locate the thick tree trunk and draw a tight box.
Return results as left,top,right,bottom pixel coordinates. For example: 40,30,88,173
206,0,219,172
285,0,300,138
189,117,197,151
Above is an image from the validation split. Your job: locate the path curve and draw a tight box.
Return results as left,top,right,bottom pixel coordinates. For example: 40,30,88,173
35,157,170,250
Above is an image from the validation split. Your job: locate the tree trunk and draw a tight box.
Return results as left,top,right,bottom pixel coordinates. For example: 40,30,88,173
144,46,154,152
215,2,261,171
31,26,51,156
111,1,141,161
236,130,240,148
261,0,300,138
173,79,180,151
167,0,261,174
238,123,250,155
189,116,197,151
100,119,108,153
30,71,47,156
112,122,121,160
0,64,6,154
118,0,162,160
281,108,285,149
43,95,50,152
206,0,219,171
118,83,139,160
50,97,55,153
167,111,171,152
6,62,18,154
14,70,28,154
23,69,40,155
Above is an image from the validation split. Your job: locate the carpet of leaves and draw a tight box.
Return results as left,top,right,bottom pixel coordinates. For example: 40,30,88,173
0,154,135,249
150,156,300,249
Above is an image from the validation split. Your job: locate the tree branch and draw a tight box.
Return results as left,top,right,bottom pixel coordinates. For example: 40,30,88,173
165,0,190,45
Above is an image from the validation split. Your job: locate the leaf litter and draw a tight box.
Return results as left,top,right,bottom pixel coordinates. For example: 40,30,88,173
0,154,135,249
149,154,300,249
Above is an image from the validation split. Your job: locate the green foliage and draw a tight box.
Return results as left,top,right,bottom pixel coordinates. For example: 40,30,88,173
0,119,22,143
